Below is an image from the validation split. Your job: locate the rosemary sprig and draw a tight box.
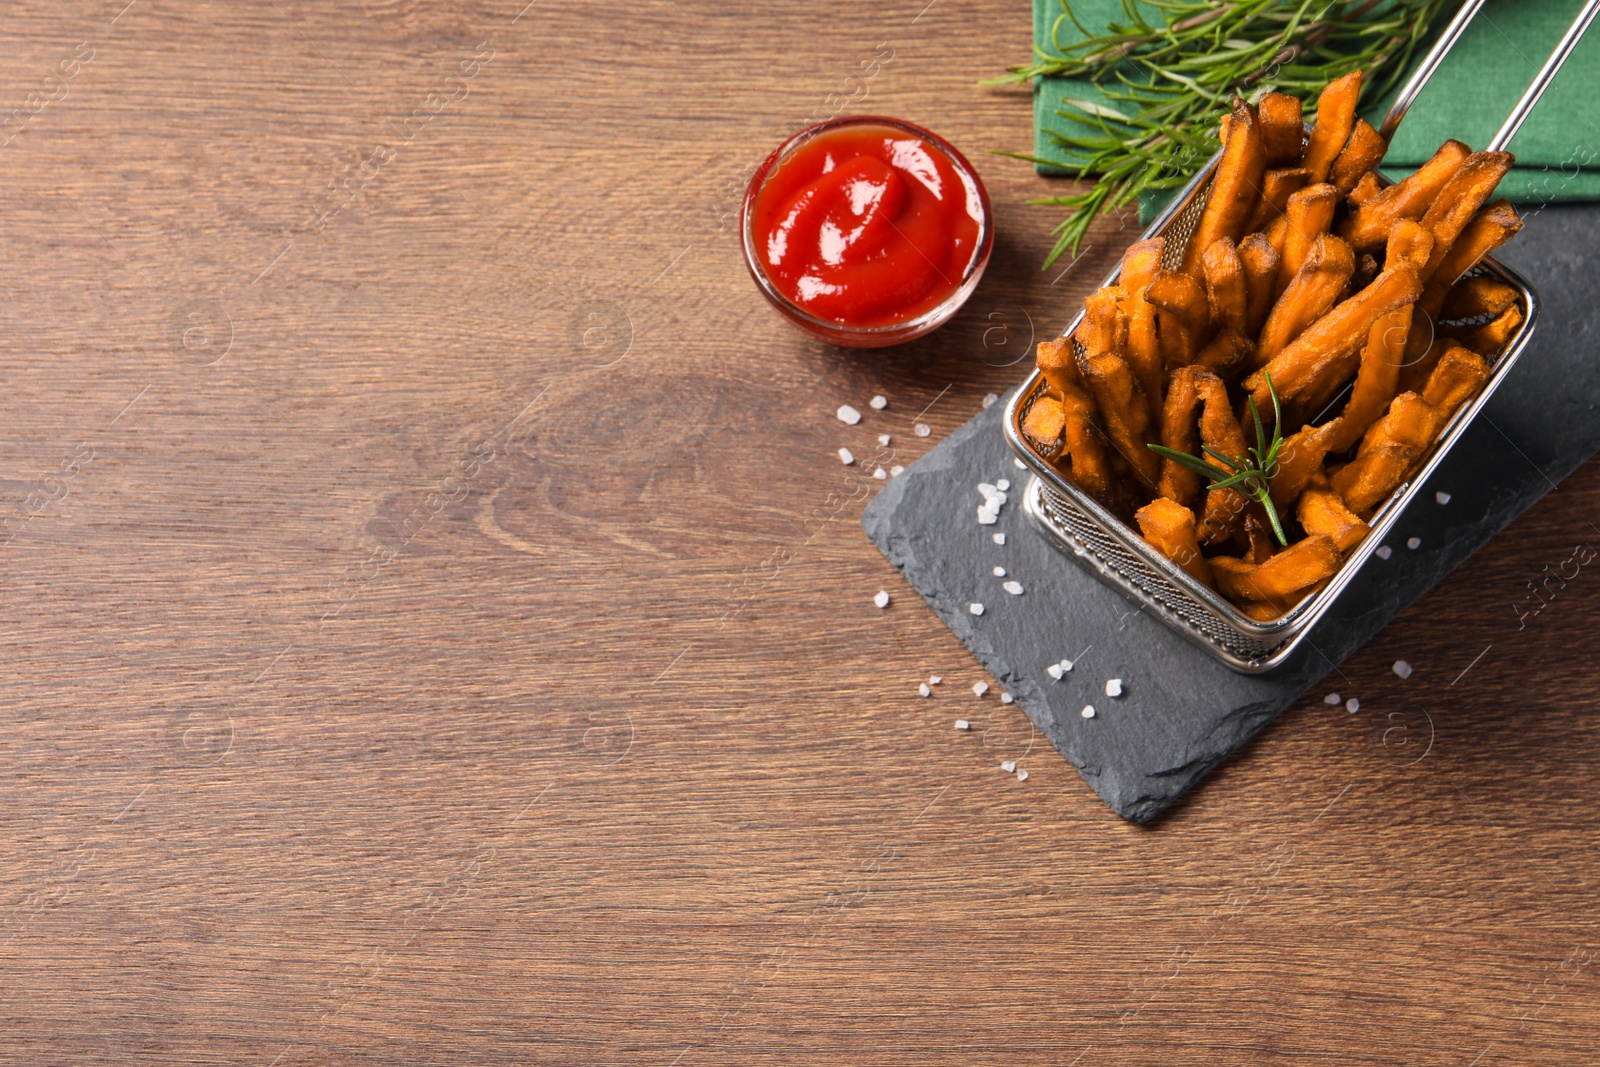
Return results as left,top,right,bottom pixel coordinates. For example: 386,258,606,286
1148,371,1289,546
989,0,1453,268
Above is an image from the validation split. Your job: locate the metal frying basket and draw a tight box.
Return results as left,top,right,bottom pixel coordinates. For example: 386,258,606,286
1003,0,1597,673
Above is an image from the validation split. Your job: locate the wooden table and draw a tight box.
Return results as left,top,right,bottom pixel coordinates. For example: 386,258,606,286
2,2,1597,1063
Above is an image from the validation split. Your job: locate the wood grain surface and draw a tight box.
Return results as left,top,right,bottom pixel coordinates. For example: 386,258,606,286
1,2,1597,1063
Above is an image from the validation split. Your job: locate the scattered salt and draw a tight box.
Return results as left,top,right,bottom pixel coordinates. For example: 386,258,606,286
1058,659,1074,673
1000,760,1016,773
1000,693,1013,705
838,448,855,465
993,567,1006,577
1046,663,1063,680
1324,693,1341,705
869,394,888,410
890,465,905,477
977,507,998,525
996,479,1010,492
1013,458,1027,470
1393,659,1413,680
929,675,942,685
1003,580,1024,595
873,467,887,480
972,681,989,697
969,602,984,616
873,590,890,609
982,393,1000,409
1105,678,1123,697
992,533,1006,545
878,433,891,446
1375,545,1393,560
1346,697,1360,714
1081,705,1096,719
954,718,970,730
837,405,861,425
914,423,931,437
1016,769,1029,782
1407,536,1422,550
919,683,931,697
1435,491,1452,505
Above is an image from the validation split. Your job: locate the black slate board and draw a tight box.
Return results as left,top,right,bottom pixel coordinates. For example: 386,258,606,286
863,204,1600,823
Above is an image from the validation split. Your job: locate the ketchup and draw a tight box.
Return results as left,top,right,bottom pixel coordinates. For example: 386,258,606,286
748,121,987,329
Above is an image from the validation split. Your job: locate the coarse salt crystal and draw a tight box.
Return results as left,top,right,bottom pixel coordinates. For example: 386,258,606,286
969,602,984,616
996,479,1010,492
1346,698,1360,713
1324,693,1341,705
954,719,970,730
1013,458,1027,470
1393,659,1413,680
869,394,888,410
914,423,931,437
1435,491,1452,505
919,682,931,697
1058,659,1073,673
1375,545,1393,560
1001,693,1013,705
890,465,905,477
977,508,998,525
929,675,942,685
982,393,1000,409
838,448,855,465
1105,678,1123,697
978,482,997,497
972,681,989,696
1016,769,1029,782
1081,705,1096,719
873,590,890,609
837,405,861,425
993,567,1006,577
878,433,891,446
992,533,1006,545
873,467,888,480
1003,580,1024,595
1000,760,1016,772
1046,663,1063,680
1407,536,1422,550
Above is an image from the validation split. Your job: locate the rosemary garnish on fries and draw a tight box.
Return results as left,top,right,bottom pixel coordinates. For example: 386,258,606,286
989,0,1452,268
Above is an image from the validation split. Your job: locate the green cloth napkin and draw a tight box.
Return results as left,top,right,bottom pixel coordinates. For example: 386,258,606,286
1031,0,1600,222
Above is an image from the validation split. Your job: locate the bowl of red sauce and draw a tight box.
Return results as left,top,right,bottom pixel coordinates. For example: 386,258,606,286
741,116,993,348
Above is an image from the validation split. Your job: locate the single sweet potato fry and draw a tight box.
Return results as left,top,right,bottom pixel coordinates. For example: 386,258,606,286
1136,497,1214,589
1257,233,1355,365
1119,237,1164,292
1322,304,1410,455
1441,276,1519,321
1244,167,1311,234
1347,170,1383,207
1421,344,1490,416
1073,286,1129,356
1157,365,1206,510
1430,200,1522,288
1267,419,1339,511
1302,71,1362,183
1079,350,1161,489
1021,394,1066,450
1296,476,1370,553
1195,371,1251,546
1275,183,1339,297
1340,139,1471,252
1419,151,1515,281
1385,219,1435,273
1331,392,1443,512
1034,337,1081,401
1258,91,1304,166
1057,382,1113,500
1327,119,1387,195
1146,270,1211,368
1202,237,1248,334
1239,234,1280,337
1195,327,1254,383
1442,303,1522,355
1212,535,1341,602
1124,286,1165,421
1181,99,1267,278
1244,263,1422,420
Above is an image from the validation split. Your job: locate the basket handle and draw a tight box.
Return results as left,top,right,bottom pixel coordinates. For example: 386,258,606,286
1376,0,1599,149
